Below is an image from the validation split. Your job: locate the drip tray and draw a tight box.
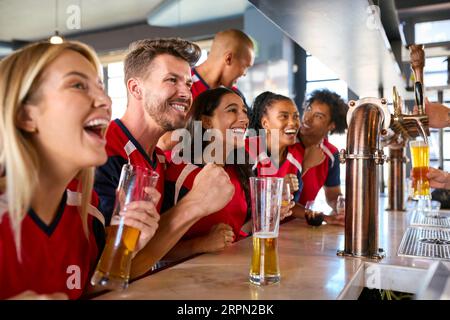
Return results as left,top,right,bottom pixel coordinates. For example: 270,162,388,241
410,211,450,228
398,227,450,260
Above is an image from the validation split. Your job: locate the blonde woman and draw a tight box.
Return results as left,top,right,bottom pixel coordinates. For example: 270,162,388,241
0,41,160,299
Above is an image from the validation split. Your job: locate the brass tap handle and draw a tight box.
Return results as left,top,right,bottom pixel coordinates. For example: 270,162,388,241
392,86,402,117
339,149,346,164
409,44,425,84
414,81,424,115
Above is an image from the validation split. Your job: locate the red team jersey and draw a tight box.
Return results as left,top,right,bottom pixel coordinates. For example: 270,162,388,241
297,138,340,205
191,68,210,100
164,162,248,240
245,136,304,202
0,185,104,300
95,119,166,224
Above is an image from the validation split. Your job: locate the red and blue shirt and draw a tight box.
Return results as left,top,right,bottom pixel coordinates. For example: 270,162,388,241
245,136,304,203
191,68,247,104
0,183,104,300
298,138,340,205
163,162,249,240
94,119,166,225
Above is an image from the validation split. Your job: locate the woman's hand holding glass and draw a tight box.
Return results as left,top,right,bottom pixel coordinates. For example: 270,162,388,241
280,180,295,221
111,186,161,253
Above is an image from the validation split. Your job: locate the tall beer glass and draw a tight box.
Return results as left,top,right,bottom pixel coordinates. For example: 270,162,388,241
91,164,158,290
249,177,283,286
409,140,430,200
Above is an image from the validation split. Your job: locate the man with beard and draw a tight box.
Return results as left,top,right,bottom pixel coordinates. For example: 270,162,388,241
94,38,235,277
157,29,255,155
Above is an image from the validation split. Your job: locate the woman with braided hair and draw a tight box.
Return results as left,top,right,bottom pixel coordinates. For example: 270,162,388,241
248,91,344,226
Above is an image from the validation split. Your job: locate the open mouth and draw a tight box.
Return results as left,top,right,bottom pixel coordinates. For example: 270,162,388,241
83,118,109,141
170,103,188,114
230,127,246,136
284,128,298,137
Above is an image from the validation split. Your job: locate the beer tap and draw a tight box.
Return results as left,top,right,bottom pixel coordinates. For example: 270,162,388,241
385,87,408,211
337,97,389,260
337,45,430,259
382,46,430,211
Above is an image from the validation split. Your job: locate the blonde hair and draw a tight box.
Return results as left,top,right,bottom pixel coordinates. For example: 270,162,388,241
0,41,101,251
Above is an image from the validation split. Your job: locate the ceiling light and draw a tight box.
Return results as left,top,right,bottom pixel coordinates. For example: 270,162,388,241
49,0,64,44
49,31,64,44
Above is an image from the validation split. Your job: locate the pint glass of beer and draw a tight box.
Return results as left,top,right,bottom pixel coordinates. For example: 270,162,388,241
249,177,283,286
91,164,158,290
409,140,430,200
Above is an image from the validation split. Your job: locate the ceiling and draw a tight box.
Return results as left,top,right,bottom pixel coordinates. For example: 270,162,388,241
0,0,163,42
1,0,448,97
0,0,249,42
250,0,450,98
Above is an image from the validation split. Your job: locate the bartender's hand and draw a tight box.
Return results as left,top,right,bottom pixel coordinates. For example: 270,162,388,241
414,98,450,129
427,167,450,190
185,163,235,218
198,223,235,253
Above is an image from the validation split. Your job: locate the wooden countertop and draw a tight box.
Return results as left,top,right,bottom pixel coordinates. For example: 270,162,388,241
96,198,442,300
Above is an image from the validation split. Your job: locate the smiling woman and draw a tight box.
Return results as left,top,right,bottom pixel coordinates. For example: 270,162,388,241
162,87,253,262
0,40,160,300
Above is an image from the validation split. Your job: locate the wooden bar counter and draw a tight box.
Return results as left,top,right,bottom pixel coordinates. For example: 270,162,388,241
96,200,441,300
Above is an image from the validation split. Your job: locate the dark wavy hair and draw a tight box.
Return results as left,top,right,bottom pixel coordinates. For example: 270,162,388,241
249,91,293,131
303,89,348,134
186,87,253,220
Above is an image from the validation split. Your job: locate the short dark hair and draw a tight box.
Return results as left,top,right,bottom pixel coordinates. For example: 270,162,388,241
304,89,348,134
124,38,201,82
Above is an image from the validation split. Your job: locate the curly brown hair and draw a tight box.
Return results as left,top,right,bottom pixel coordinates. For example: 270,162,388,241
304,89,348,134
124,38,201,83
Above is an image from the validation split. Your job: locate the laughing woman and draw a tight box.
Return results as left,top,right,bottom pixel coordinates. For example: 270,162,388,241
0,41,159,299
162,87,252,261
248,91,344,226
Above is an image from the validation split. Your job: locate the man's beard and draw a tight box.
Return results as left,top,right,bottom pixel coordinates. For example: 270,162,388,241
144,96,185,132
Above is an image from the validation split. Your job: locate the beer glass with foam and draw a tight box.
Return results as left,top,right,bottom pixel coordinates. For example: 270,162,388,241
91,164,158,290
249,177,283,286
409,139,430,200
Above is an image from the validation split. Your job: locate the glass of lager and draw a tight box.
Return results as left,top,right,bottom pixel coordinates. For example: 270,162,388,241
409,139,430,200
91,164,159,290
249,177,283,286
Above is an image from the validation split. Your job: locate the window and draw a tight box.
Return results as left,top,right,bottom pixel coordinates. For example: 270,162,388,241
106,62,127,120
415,19,450,44
306,55,348,100
306,53,349,197
423,56,448,87
237,59,290,103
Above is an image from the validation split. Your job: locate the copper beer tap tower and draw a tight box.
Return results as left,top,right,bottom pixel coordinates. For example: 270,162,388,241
337,45,429,260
